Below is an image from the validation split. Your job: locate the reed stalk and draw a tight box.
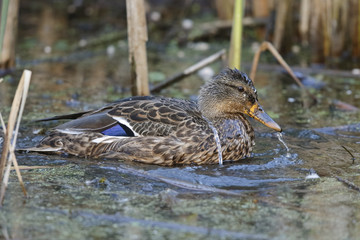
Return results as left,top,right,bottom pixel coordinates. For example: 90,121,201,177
0,70,32,205
273,0,290,50
322,0,330,58
0,0,9,56
299,0,310,46
228,0,243,69
126,0,149,96
215,0,233,20
0,0,19,68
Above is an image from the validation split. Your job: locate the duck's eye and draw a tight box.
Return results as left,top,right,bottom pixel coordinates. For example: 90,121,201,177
238,86,244,92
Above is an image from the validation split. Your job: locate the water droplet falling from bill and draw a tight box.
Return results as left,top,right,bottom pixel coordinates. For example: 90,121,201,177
277,132,291,157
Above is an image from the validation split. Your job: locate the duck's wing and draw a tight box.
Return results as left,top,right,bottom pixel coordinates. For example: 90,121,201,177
28,97,218,165
36,96,159,122
104,97,203,136
35,96,164,135
46,96,203,137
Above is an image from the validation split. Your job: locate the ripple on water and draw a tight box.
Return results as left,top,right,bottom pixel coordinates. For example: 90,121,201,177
227,153,300,172
146,152,301,190
148,166,299,189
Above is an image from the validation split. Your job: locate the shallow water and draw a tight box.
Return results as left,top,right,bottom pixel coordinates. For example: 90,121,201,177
1,70,359,239
1,2,360,240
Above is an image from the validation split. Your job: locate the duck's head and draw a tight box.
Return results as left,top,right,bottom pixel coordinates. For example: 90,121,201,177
198,68,282,132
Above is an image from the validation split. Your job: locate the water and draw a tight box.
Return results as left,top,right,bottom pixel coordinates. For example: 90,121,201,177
1,1,360,239
2,79,360,240
2,67,360,240
276,132,291,157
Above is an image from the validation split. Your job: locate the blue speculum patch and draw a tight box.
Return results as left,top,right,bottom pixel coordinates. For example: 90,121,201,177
101,124,129,136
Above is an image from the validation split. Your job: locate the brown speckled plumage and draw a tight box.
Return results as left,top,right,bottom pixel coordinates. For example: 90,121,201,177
30,68,281,166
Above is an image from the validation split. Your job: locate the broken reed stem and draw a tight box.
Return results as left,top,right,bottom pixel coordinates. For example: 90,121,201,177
249,41,317,105
0,81,24,181
250,41,303,87
151,49,226,93
4,69,31,196
0,70,32,205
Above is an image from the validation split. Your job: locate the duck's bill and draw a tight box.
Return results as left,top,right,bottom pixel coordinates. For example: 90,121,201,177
246,103,282,132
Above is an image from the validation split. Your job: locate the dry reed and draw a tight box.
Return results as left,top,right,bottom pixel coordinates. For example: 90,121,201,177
0,70,32,205
126,0,149,96
249,41,317,106
0,0,19,68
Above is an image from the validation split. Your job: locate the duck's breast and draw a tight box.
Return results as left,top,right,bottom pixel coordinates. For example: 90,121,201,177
216,118,255,160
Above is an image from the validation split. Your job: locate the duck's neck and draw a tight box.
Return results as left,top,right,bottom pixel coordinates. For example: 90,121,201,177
232,114,253,135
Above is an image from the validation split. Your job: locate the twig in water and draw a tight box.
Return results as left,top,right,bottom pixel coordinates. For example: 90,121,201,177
341,146,356,164
0,70,32,205
151,49,226,93
334,175,360,193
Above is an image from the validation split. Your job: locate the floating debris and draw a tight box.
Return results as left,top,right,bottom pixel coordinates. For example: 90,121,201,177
331,99,359,112
305,169,320,179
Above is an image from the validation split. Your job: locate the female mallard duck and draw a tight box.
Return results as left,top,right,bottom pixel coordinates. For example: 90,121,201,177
30,68,281,166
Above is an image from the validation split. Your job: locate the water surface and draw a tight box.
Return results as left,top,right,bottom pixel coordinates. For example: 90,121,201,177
1,2,360,239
